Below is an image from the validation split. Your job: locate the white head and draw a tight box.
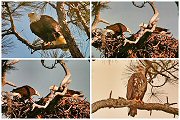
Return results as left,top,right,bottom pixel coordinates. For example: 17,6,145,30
28,12,41,23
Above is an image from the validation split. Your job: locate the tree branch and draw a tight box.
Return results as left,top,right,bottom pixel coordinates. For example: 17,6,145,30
57,60,71,88
2,60,19,87
92,2,110,30
56,2,84,58
92,97,178,116
74,5,90,38
124,1,159,45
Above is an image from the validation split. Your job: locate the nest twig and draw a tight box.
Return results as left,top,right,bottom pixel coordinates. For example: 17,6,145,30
2,94,90,118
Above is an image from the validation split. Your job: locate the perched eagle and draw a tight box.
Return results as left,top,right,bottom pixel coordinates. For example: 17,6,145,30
28,12,67,51
106,23,131,37
11,85,40,101
126,65,147,117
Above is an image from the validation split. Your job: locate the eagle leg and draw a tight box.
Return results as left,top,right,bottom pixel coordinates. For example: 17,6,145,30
135,98,144,104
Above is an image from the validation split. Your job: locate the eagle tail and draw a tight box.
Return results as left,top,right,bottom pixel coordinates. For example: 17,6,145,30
54,35,68,51
128,106,137,117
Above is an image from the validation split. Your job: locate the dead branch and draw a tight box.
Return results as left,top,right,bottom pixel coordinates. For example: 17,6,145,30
32,60,71,109
2,60,19,87
92,97,178,116
124,1,159,45
41,60,57,69
92,2,110,30
57,60,71,88
32,83,69,110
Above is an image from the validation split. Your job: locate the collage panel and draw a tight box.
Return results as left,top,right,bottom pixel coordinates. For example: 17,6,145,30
2,1,90,58
1,1,180,119
92,2,178,58
92,60,178,118
2,60,90,118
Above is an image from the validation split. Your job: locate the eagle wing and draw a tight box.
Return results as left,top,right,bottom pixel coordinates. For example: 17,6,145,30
30,15,62,43
126,73,136,100
126,73,147,100
138,73,147,100
41,15,61,34
106,23,122,34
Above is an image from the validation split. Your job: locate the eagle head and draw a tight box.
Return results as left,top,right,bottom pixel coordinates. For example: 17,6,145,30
28,12,41,23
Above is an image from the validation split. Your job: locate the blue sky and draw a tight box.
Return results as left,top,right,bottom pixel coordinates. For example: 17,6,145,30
2,2,90,58
2,60,90,102
92,2,179,57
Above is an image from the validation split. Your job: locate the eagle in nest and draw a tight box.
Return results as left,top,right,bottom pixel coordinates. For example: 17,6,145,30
126,65,147,117
106,23,131,38
11,85,40,101
28,12,67,51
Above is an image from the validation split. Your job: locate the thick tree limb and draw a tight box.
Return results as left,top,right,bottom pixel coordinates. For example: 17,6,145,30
124,1,159,45
57,60,71,88
92,97,178,116
32,60,71,110
56,2,84,58
32,84,68,110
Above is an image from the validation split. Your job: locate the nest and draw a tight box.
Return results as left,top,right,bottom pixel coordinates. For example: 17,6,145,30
92,31,178,58
2,94,90,118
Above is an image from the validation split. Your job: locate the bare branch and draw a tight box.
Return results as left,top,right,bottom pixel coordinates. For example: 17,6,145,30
57,60,71,88
92,2,110,30
92,97,178,115
124,1,159,45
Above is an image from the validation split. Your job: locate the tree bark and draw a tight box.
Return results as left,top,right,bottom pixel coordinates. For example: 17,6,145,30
56,2,84,58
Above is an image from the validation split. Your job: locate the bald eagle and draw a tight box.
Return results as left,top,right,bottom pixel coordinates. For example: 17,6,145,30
11,85,40,101
49,85,84,99
126,65,147,117
28,13,67,51
106,23,131,38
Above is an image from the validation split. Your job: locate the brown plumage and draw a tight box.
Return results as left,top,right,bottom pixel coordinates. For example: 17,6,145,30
28,13,67,51
49,85,84,98
11,85,40,100
126,66,147,117
106,23,131,37
153,27,169,33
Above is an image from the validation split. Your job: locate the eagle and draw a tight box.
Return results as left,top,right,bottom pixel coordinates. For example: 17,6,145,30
49,85,84,99
11,85,40,101
106,23,131,38
126,65,147,117
28,12,67,51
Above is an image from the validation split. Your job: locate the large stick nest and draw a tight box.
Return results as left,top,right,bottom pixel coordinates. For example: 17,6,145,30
92,30,178,58
2,94,90,118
